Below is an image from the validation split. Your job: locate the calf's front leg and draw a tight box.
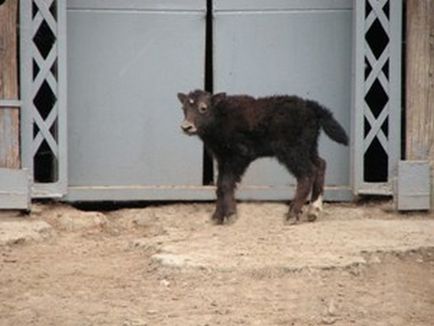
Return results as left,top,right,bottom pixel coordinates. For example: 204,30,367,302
212,171,237,225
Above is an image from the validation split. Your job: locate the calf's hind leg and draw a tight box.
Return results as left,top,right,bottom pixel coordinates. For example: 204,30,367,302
287,175,314,223
307,157,326,222
277,150,315,223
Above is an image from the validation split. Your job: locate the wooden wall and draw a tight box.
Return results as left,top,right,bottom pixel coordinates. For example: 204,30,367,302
406,0,434,204
406,0,434,161
0,0,20,169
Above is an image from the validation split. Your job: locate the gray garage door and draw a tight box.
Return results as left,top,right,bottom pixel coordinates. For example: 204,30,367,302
66,0,352,201
66,0,209,201
214,0,353,200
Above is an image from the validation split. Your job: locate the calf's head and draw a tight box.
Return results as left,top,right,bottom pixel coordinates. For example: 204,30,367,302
177,90,226,136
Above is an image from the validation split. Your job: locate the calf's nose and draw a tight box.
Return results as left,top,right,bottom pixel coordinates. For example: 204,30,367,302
181,120,197,134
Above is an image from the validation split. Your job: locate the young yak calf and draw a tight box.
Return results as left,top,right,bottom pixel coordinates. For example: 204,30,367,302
177,90,348,225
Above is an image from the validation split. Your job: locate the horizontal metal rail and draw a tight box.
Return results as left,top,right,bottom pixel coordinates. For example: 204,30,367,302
0,100,21,108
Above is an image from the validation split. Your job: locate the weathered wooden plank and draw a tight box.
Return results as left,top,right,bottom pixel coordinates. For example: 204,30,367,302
406,0,434,207
406,0,434,161
0,0,20,169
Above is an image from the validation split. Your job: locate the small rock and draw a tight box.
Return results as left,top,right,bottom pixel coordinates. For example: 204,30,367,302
322,316,337,325
128,239,151,250
327,299,338,316
133,213,156,227
152,253,190,268
348,266,361,277
321,298,339,324
30,204,44,216
3,258,17,263
0,220,54,246
368,255,381,264
57,213,108,231
123,318,148,326
160,279,170,287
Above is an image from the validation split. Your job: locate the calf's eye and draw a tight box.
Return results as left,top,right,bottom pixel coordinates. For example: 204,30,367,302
198,103,208,114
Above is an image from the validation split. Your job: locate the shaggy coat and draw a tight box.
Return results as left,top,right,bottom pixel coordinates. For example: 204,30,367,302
177,90,348,224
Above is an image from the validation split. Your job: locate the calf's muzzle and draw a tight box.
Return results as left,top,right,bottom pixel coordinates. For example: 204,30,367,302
181,120,197,135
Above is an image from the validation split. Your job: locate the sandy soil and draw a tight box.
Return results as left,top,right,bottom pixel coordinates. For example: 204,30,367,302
1,201,434,326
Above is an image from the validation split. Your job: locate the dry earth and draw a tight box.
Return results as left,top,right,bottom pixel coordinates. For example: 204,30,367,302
1,201,434,326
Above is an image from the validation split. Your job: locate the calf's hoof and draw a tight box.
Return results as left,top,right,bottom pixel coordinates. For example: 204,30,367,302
306,207,320,222
225,212,238,225
211,212,225,225
307,196,323,222
211,210,238,225
285,211,300,225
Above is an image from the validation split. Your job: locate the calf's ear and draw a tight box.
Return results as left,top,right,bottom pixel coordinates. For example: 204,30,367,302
177,93,188,104
212,92,226,105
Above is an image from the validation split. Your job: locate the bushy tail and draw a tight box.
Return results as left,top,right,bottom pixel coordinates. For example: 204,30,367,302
311,101,349,146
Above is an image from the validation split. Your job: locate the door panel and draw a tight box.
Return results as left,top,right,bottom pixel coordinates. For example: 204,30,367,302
213,0,352,191
67,1,206,195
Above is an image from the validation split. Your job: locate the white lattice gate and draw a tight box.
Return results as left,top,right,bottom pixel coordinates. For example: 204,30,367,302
352,0,403,195
20,0,67,198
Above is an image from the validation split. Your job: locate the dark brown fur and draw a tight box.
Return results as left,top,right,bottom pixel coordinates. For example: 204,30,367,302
177,90,348,224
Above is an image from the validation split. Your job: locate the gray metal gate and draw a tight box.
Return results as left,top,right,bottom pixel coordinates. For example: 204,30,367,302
65,0,211,201
15,0,403,203
214,0,353,201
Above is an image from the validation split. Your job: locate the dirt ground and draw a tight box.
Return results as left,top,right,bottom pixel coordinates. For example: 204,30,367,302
1,201,434,326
